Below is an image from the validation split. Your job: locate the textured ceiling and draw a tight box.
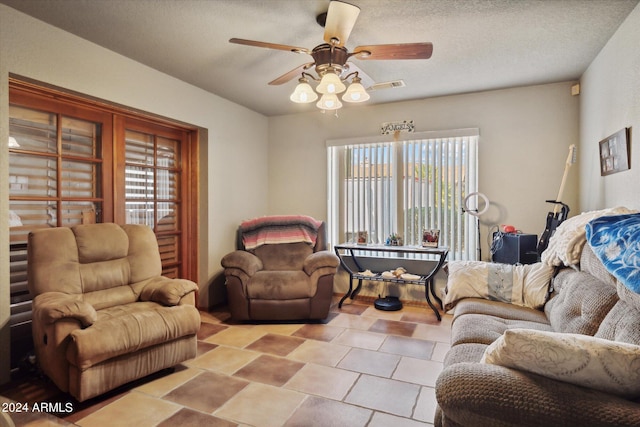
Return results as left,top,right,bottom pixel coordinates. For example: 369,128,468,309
2,0,638,116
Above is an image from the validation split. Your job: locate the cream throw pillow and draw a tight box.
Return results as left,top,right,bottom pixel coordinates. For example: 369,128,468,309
481,328,640,398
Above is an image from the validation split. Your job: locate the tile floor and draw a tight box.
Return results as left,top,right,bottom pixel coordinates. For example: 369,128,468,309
0,297,452,427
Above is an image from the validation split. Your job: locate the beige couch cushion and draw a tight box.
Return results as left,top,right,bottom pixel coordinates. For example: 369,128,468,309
545,270,618,335
451,313,553,346
67,302,200,370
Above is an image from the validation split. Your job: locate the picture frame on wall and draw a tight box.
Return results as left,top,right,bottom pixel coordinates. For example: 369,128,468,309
599,128,631,176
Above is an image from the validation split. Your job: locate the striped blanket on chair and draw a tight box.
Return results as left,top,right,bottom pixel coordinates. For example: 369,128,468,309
240,215,322,250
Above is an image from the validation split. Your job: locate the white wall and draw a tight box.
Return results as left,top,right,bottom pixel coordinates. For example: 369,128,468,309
579,3,640,211
0,5,269,382
269,82,580,258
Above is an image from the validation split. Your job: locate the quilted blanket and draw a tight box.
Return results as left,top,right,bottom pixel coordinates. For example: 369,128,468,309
586,212,640,293
240,215,322,250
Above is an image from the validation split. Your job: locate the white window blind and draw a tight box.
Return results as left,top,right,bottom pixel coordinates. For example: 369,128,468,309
328,129,479,260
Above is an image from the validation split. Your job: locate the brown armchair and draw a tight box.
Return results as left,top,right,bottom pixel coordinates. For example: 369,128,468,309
221,217,339,321
27,223,200,402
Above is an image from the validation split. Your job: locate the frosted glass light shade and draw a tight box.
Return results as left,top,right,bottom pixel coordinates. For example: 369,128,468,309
342,81,370,103
316,94,343,110
316,72,346,94
290,82,318,103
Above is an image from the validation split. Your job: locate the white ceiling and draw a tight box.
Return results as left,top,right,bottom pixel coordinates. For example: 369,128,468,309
2,0,638,116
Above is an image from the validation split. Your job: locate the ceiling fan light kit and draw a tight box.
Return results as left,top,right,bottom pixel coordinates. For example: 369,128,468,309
289,77,318,103
317,93,343,110
230,0,432,113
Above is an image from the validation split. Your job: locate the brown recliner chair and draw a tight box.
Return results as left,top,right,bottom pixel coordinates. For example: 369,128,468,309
221,217,339,321
28,223,201,402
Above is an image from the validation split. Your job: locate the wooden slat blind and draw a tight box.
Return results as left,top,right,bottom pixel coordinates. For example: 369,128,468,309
124,128,183,277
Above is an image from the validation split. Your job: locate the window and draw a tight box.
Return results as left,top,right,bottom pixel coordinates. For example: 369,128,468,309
328,129,479,260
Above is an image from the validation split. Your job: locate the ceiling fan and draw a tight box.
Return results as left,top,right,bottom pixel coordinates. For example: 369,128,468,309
229,0,433,110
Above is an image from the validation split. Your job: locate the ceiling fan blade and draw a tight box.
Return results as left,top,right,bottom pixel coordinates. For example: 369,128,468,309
268,62,315,85
323,1,360,47
229,38,310,54
352,43,433,60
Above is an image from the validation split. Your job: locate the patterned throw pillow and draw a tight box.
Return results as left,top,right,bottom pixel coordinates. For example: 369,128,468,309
481,328,640,398
586,212,640,294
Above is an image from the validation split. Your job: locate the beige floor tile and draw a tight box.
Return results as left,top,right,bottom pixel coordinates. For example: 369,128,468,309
329,313,377,330
412,323,452,344
345,375,420,417
286,339,351,367
284,395,372,427
413,386,438,423
361,306,405,321
76,392,180,427
251,323,304,336
204,326,267,348
215,382,306,427
332,329,386,350
370,412,431,426
188,345,260,374
379,335,435,360
284,363,360,400
393,357,443,387
337,347,401,377
431,342,451,362
133,367,202,397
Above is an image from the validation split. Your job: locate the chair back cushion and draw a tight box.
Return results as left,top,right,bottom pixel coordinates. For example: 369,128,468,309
28,223,162,301
253,242,314,271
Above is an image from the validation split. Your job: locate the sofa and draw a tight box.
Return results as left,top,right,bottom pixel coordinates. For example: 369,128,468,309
221,216,339,321
435,210,640,426
28,223,201,402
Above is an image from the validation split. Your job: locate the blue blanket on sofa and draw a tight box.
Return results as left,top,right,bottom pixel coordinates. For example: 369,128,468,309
586,213,640,293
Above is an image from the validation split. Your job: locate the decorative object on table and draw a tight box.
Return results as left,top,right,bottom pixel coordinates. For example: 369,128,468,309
385,232,403,246
357,230,368,244
422,229,440,247
599,128,630,176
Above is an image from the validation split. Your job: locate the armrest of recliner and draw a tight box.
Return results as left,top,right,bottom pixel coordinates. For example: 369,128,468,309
32,292,97,328
303,251,340,276
436,362,640,427
221,250,263,276
138,277,198,306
